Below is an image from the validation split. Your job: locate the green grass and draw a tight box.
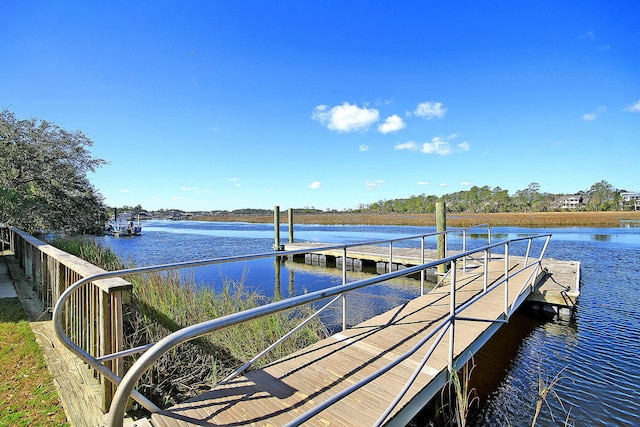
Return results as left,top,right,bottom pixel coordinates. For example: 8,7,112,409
0,298,68,427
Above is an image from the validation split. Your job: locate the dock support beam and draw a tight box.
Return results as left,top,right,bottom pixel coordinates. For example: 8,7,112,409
436,202,448,274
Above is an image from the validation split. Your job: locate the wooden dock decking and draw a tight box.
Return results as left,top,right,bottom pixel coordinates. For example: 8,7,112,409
284,242,580,309
149,258,553,426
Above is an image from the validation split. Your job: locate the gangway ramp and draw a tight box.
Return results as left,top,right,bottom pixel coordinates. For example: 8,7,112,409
150,259,544,426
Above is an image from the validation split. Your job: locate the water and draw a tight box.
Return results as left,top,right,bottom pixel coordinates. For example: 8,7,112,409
95,220,640,426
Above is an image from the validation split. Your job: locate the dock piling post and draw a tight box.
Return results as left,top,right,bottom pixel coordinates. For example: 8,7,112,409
274,206,282,250
288,209,294,243
436,202,448,274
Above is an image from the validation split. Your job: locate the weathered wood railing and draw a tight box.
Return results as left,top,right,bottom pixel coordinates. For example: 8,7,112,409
1,226,132,411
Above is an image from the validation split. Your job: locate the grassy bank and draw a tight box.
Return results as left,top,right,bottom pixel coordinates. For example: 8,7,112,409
193,210,640,227
0,298,68,426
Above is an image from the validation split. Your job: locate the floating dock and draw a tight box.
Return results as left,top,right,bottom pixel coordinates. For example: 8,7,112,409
283,242,580,311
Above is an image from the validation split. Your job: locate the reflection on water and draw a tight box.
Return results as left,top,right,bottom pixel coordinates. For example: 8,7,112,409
592,234,611,242
96,220,640,426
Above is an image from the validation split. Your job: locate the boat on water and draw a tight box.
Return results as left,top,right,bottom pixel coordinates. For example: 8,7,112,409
105,216,142,237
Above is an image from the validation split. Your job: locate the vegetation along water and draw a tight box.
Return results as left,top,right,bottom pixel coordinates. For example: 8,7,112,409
92,219,640,426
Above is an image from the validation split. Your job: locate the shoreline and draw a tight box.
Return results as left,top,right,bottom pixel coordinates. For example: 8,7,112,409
190,211,640,228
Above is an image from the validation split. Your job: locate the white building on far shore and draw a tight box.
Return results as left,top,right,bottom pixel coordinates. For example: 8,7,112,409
620,192,640,211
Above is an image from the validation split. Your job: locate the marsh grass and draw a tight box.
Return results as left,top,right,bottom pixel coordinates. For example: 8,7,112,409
48,237,328,410
437,360,479,427
194,210,640,228
125,272,327,409
531,365,573,427
48,235,124,271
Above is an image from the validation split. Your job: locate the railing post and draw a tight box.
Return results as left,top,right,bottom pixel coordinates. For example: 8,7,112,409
448,259,457,373
462,230,467,273
483,249,489,292
100,289,114,411
342,247,348,331
504,242,509,317
420,237,425,295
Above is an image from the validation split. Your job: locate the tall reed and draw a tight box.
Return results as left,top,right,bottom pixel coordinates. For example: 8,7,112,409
47,237,328,409
194,210,640,228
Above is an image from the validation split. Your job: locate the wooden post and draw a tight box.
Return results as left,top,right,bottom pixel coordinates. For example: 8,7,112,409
288,208,294,243
274,258,282,300
274,206,281,250
436,202,448,274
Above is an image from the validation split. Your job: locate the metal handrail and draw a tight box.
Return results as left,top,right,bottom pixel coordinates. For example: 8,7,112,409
105,233,550,426
287,234,551,426
52,225,490,413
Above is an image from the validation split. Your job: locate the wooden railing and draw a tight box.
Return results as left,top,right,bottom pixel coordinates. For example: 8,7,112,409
1,226,132,411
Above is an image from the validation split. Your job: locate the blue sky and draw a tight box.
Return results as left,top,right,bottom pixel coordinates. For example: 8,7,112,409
2,1,639,211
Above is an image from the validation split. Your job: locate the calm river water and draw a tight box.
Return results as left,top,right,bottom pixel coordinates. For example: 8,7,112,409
96,220,640,426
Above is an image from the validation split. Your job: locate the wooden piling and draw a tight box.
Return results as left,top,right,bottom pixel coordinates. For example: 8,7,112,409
288,208,294,243
274,206,281,250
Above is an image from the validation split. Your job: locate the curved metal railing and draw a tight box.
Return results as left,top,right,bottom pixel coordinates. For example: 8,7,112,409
51,224,543,425
109,235,551,426
101,233,549,426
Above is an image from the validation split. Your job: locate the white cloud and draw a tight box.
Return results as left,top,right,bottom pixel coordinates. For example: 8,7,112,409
180,186,199,191
457,142,470,152
120,189,131,193
378,114,406,134
228,177,238,181
439,183,448,187
461,181,472,186
624,100,640,113
579,30,596,41
308,181,322,189
394,141,417,151
397,136,469,155
359,144,370,152
412,101,447,119
421,137,453,155
311,102,379,132
583,105,606,121
366,180,384,190
417,181,430,186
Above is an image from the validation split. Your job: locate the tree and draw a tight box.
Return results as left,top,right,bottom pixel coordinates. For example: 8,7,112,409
586,180,618,211
0,109,107,233
514,182,544,212
489,186,511,212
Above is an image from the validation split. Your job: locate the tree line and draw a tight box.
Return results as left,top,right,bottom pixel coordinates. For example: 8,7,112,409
354,181,629,214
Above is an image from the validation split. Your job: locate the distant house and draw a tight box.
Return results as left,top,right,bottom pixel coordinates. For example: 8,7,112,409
554,195,585,210
620,192,640,211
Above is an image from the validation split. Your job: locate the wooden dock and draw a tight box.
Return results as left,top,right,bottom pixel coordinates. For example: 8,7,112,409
283,242,580,309
149,255,566,426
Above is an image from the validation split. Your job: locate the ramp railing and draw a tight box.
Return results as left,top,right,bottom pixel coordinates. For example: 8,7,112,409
92,232,549,426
